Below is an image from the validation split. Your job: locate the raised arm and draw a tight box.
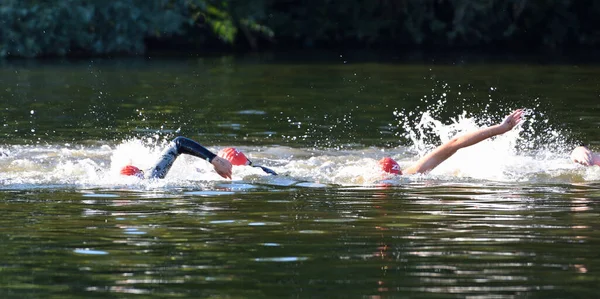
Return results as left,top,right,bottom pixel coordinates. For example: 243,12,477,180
403,109,523,175
148,136,232,179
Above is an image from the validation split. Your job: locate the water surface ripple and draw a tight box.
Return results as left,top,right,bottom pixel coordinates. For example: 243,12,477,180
1,55,600,298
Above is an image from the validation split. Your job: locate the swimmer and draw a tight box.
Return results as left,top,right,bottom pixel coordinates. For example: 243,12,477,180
120,136,233,179
216,147,277,175
570,145,600,166
119,136,277,179
379,109,524,175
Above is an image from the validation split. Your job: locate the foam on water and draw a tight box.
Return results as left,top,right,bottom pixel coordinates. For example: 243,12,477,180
0,106,597,189
395,109,578,183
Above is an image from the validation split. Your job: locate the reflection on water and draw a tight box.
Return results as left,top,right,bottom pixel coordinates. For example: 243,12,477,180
1,55,600,297
1,186,599,298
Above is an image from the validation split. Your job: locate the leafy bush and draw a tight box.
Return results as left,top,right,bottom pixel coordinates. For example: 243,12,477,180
0,0,271,57
1,0,599,57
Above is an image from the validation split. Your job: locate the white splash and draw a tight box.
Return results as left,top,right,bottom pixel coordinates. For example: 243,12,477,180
395,109,576,182
0,110,597,189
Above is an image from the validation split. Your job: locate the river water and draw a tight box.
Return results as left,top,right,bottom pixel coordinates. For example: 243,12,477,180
1,52,600,298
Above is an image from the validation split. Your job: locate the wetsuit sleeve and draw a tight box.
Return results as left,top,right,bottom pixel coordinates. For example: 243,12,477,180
148,136,217,179
173,136,217,162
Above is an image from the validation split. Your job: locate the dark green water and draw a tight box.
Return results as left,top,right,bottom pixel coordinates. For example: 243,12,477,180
1,52,600,298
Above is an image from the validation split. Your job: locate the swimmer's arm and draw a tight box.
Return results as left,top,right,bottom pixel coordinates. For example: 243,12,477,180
571,146,600,166
172,136,232,179
403,109,523,174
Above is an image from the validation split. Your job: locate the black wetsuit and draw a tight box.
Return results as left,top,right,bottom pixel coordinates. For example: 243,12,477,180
148,136,216,179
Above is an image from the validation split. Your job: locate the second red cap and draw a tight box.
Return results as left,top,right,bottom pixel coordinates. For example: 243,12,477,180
218,147,249,166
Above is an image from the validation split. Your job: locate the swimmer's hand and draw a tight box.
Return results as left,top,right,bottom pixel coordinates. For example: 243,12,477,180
571,146,595,166
498,109,524,133
211,156,233,179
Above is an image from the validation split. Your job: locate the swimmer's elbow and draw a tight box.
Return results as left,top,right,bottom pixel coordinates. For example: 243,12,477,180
440,138,460,157
172,136,186,145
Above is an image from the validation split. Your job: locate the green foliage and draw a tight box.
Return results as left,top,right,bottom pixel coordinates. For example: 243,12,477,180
0,0,270,57
263,0,600,49
0,0,187,57
1,0,599,57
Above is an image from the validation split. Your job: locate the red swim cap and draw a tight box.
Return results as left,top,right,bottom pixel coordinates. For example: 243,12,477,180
218,147,249,166
378,157,401,175
120,165,143,177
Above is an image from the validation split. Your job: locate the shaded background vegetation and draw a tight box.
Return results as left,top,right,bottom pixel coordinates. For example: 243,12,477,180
1,0,599,58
